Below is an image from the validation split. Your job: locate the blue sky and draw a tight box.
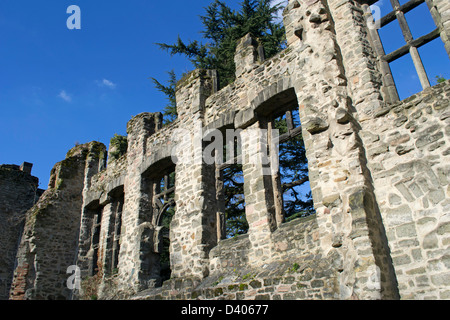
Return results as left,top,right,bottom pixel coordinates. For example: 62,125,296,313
0,0,244,187
374,0,450,97
0,0,449,189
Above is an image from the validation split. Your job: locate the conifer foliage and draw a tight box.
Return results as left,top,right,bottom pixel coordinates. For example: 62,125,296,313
151,0,286,122
151,1,314,237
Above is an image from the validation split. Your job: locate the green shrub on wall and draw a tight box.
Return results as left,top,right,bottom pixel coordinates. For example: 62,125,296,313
109,134,128,160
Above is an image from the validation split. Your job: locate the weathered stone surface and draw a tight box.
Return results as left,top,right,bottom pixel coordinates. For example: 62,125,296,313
304,116,329,134
360,78,450,300
8,142,106,300
0,164,42,300
335,108,352,124
3,0,450,301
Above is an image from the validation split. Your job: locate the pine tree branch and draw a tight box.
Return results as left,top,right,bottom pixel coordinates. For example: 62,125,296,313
281,176,309,191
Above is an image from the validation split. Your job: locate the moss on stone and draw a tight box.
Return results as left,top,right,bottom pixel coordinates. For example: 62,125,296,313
239,283,248,291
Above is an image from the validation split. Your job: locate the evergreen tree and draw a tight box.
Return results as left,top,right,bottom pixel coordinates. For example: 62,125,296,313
222,164,248,237
151,1,314,237
153,0,286,113
150,70,178,124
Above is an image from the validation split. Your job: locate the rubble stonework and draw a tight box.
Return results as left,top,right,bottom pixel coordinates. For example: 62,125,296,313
0,163,42,300
8,142,106,300
4,0,450,300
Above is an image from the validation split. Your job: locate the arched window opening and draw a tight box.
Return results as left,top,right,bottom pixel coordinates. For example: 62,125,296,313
142,161,176,286
80,187,125,279
367,0,450,101
213,127,248,239
256,88,315,225
270,107,314,223
153,169,176,283
90,207,103,276
108,188,124,276
158,204,175,283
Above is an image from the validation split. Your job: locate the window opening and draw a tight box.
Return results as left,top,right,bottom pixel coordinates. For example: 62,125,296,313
370,0,449,100
389,53,423,98
404,2,436,39
90,207,102,276
269,105,315,223
418,38,450,85
215,129,247,239
221,163,246,238
377,19,407,54
153,169,175,283
110,192,124,275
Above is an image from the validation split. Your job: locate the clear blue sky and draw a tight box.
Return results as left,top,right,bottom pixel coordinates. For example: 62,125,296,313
375,0,450,98
0,0,449,189
0,0,244,188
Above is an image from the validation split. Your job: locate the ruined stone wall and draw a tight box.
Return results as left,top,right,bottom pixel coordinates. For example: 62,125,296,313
75,0,449,300
432,0,450,57
0,164,40,300
360,82,450,299
75,147,126,299
9,142,105,300
133,215,339,300
4,0,449,300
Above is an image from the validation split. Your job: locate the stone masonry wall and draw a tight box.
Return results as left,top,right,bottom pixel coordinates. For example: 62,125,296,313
0,164,40,300
132,214,340,300
9,142,105,300
4,0,449,300
78,0,448,300
360,81,450,299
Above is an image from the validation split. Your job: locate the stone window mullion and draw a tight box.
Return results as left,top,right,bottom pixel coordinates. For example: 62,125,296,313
390,0,431,89
367,0,447,101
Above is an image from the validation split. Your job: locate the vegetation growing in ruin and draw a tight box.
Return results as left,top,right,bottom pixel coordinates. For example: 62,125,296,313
153,0,313,238
109,134,128,160
435,75,446,84
80,259,104,300
152,70,178,125
152,0,286,123
81,272,102,300
288,262,300,273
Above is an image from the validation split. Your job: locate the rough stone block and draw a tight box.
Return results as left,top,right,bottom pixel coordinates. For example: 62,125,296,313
304,116,329,134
